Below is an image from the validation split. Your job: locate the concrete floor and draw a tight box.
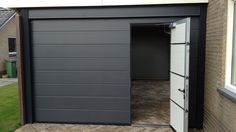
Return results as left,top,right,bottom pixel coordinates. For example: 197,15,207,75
16,81,172,132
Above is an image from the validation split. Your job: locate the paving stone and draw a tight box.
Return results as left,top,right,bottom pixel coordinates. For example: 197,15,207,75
16,123,173,132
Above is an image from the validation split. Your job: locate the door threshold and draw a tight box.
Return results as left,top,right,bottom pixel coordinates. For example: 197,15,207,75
132,124,170,128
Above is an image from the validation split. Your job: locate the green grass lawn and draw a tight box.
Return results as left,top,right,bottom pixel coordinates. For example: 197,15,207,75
0,83,20,132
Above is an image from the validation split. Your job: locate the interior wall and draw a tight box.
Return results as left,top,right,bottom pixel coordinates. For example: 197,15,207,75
131,26,170,80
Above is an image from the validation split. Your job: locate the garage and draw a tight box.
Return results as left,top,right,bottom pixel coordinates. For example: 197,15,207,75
18,4,207,131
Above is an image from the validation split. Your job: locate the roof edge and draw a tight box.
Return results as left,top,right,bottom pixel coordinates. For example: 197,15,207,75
0,13,16,30
3,0,208,9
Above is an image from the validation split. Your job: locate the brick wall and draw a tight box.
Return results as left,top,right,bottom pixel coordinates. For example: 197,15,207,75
0,16,16,76
204,0,236,131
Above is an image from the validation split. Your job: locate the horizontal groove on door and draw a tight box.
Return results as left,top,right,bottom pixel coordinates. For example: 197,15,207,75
34,109,130,123
170,71,185,78
34,84,129,97
33,82,129,85
33,71,129,84
32,30,128,32
35,97,130,110
32,45,129,58
36,96,129,99
33,43,128,45
36,108,129,112
33,58,129,71
32,31,129,44
35,70,129,72
32,20,129,31
170,43,186,45
33,57,128,58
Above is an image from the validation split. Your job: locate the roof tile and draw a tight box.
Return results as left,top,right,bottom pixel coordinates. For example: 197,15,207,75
0,7,15,28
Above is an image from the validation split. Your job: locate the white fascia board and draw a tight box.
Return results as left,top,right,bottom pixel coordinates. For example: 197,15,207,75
103,0,208,5
1,0,208,9
0,0,102,8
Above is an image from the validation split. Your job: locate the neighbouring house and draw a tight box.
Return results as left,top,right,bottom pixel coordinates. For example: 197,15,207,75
0,8,16,77
3,0,236,131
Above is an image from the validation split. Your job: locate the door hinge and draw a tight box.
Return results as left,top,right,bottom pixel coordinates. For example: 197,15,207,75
169,23,176,29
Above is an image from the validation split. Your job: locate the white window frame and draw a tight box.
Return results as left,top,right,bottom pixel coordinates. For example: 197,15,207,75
225,0,236,93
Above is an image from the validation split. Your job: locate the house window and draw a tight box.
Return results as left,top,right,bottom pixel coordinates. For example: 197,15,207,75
8,38,16,58
226,0,236,93
8,38,16,52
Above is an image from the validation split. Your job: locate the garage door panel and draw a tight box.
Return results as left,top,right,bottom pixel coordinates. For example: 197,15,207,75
170,73,185,108
32,20,129,31
32,31,129,45
170,23,186,43
32,19,130,123
35,109,130,124
35,97,129,111
33,58,128,71
170,44,186,76
32,45,129,58
170,101,185,132
34,84,129,97
34,71,129,84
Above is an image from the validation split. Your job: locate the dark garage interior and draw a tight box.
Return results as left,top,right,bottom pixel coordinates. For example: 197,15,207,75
131,24,171,125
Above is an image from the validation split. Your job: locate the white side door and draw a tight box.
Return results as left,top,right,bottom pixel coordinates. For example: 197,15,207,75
170,18,190,132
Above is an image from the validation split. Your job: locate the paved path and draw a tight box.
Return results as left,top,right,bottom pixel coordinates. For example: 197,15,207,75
15,123,173,132
0,78,18,87
15,123,202,132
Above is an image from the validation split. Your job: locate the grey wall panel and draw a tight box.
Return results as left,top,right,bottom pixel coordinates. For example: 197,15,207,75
32,31,129,45
35,109,130,123
190,29,199,44
28,5,200,19
35,97,129,110
131,26,170,80
33,71,129,84
32,45,129,58
191,17,200,30
33,58,129,71
34,84,129,97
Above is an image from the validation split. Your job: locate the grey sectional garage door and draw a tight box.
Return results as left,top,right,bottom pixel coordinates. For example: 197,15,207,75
31,19,130,123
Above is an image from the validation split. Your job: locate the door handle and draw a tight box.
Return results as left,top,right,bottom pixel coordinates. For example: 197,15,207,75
178,89,185,93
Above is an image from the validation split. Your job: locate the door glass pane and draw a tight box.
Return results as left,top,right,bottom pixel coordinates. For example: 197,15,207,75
232,3,236,86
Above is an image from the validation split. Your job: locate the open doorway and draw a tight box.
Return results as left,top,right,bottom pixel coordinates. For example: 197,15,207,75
131,24,171,126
